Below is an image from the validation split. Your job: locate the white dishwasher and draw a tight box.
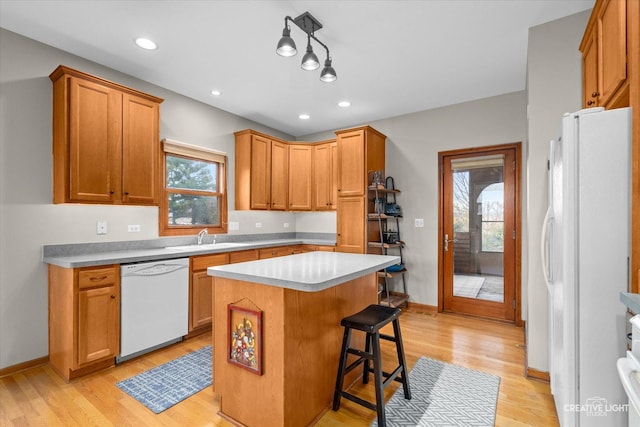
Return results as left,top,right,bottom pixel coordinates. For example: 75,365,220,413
117,257,189,363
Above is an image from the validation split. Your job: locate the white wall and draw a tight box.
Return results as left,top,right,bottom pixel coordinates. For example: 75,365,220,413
525,11,590,371
303,92,528,305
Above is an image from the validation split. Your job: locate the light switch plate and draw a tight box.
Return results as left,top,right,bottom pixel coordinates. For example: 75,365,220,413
415,218,424,228
255,222,263,228
228,221,239,231
127,224,141,232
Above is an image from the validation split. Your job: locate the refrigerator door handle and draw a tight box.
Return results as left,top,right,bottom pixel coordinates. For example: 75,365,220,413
541,206,553,288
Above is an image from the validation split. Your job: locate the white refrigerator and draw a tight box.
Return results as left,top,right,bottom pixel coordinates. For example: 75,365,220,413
542,107,631,426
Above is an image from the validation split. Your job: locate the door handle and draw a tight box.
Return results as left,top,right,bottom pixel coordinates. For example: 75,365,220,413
444,234,458,252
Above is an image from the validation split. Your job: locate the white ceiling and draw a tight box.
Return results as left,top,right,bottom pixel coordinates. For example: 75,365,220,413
0,0,594,137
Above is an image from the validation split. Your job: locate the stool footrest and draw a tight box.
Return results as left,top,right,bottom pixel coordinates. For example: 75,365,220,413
382,365,405,387
379,333,397,342
344,357,366,376
340,391,377,411
347,348,373,360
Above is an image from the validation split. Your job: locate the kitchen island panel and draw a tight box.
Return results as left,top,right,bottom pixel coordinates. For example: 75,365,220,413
213,273,377,427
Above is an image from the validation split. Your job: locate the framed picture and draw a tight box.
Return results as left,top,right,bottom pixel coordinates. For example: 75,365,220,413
227,304,263,375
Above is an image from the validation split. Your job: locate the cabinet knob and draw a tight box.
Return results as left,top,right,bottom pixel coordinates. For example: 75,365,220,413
587,100,595,106
109,190,114,194
124,192,129,196
591,91,599,98
110,295,116,299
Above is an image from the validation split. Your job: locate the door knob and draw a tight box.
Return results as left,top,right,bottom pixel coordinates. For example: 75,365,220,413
444,234,458,252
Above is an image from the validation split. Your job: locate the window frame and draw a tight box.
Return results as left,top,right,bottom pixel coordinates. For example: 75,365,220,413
159,139,228,236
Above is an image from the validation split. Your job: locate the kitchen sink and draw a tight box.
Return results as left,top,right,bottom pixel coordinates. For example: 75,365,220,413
165,242,247,251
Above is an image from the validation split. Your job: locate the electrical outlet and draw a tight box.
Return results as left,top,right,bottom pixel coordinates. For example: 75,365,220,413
127,224,141,232
228,221,239,231
283,222,289,228
255,222,263,228
415,218,424,228
96,220,108,235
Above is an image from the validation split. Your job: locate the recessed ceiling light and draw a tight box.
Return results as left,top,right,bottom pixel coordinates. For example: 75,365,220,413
299,114,310,120
135,38,157,50
211,90,222,96
338,101,351,108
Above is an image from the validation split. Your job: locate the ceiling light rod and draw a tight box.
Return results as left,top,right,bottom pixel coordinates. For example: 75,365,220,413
276,11,337,82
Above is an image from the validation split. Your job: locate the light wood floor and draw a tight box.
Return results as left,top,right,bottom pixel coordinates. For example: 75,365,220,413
0,308,559,426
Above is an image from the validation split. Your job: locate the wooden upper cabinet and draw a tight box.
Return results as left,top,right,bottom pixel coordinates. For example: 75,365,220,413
288,144,312,210
582,33,599,107
313,141,338,210
235,130,289,210
249,134,272,210
270,140,289,210
580,0,628,108
336,126,386,198
121,94,160,205
335,126,386,254
336,130,366,197
598,0,627,106
67,77,122,203
50,65,163,205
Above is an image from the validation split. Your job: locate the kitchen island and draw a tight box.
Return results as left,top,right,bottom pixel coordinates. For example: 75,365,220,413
207,251,400,427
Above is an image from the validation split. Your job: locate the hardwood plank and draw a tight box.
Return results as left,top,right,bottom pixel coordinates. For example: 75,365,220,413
0,309,558,426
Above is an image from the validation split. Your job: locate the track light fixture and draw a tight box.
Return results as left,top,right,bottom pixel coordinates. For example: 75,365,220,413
276,11,337,82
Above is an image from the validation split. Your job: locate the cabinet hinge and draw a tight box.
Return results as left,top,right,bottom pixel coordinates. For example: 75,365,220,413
512,229,516,240
513,299,516,309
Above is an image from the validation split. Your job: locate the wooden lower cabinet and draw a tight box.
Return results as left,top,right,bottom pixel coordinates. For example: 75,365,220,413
259,246,295,259
190,253,229,334
48,264,120,382
336,196,366,253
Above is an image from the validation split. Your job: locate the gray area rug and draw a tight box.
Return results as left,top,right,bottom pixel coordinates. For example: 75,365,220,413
371,356,500,426
116,345,212,413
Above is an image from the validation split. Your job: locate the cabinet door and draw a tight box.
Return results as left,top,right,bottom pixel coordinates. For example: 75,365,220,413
190,253,228,332
336,196,366,253
250,135,272,209
597,0,626,106
69,77,122,203
337,130,365,197
77,284,119,365
288,144,312,210
270,141,289,210
122,93,159,205
582,32,599,107
191,271,214,330
313,142,337,210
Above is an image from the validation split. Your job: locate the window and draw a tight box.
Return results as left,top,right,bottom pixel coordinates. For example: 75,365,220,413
160,139,227,236
478,182,504,252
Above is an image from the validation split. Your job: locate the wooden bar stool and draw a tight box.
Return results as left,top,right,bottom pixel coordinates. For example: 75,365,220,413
332,304,411,427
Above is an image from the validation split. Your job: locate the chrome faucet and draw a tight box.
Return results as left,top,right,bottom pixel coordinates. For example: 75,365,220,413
197,229,208,245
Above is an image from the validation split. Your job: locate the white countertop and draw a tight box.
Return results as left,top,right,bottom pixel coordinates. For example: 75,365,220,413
207,251,400,292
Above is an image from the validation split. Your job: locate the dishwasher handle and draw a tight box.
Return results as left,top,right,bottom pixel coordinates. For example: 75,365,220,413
122,262,188,277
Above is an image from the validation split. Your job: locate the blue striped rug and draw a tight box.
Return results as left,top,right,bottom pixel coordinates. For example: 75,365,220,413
371,357,500,426
116,345,212,413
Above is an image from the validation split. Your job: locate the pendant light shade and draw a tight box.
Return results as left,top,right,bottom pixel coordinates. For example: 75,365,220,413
301,37,320,71
320,58,337,82
276,12,337,82
276,26,297,57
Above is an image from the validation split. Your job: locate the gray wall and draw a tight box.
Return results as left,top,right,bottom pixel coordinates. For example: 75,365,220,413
0,28,317,369
525,11,590,371
302,93,527,306
0,9,588,372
